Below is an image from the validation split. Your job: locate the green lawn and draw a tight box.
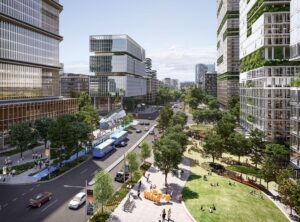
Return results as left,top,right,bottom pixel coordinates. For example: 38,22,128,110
183,150,288,222
226,165,263,178
189,124,213,132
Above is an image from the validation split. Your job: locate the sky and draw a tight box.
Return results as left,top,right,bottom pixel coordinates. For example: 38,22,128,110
60,0,217,82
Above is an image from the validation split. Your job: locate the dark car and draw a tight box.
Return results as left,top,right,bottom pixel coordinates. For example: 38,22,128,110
116,141,127,147
139,122,145,125
144,122,150,126
114,171,129,183
149,130,155,135
29,192,53,208
136,129,142,133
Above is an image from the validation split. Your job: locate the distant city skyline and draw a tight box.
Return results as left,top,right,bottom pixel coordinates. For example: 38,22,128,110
60,0,217,82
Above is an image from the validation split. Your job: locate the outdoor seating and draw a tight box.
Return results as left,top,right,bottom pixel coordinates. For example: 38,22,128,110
143,189,171,203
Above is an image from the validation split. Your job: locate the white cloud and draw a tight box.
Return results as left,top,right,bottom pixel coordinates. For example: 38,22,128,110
63,61,89,74
149,45,216,82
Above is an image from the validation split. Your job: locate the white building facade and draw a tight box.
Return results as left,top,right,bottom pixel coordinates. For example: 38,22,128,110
239,0,300,142
216,0,240,107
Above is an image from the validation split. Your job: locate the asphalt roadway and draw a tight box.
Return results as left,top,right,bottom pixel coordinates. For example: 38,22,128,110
0,120,157,222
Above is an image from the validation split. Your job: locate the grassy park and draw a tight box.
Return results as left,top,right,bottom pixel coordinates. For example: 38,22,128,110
183,148,289,222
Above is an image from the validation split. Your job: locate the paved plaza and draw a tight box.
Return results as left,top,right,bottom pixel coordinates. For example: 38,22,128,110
108,157,194,222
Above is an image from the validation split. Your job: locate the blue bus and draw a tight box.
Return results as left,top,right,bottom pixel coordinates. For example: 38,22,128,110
92,138,115,158
110,130,128,146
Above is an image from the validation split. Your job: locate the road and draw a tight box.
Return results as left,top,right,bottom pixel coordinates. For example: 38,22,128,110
0,120,157,222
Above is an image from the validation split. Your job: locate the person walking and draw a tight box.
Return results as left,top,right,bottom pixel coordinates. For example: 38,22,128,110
138,180,142,189
167,208,171,222
137,189,141,198
147,173,150,182
162,209,166,221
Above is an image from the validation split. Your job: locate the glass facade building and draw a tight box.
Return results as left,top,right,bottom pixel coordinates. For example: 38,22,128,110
89,35,147,112
240,0,300,141
290,0,300,61
216,0,240,107
0,0,79,151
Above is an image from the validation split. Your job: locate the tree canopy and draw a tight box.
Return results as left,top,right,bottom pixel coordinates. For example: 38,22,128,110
35,118,53,149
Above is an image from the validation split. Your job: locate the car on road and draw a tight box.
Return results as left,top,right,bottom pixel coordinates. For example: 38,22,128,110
68,192,86,209
139,122,145,125
136,129,142,133
29,192,53,208
144,122,150,126
145,127,149,131
116,141,127,147
114,171,129,183
149,130,155,135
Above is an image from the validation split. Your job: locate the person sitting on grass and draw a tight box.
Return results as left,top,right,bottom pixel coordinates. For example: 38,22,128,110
209,207,213,213
200,205,204,211
212,204,216,211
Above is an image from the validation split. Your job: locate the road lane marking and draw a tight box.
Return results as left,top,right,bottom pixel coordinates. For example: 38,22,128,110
3,203,8,208
41,199,58,213
12,198,18,202
29,188,34,191
80,168,88,174
22,193,26,196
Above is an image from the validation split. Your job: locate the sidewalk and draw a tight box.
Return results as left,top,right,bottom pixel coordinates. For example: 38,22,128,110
268,189,299,222
107,157,194,222
0,144,45,168
0,167,41,184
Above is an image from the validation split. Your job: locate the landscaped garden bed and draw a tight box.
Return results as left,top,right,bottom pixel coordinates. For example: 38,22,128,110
90,162,151,222
0,161,36,175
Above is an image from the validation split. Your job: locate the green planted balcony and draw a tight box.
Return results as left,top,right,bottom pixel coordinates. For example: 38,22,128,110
247,115,254,123
246,98,253,105
246,80,254,88
247,0,290,37
291,73,300,87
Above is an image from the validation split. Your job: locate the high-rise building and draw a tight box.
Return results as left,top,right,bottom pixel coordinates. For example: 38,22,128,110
145,58,158,104
239,0,300,142
290,0,300,61
89,35,147,113
0,0,78,151
203,71,218,97
290,0,300,177
216,0,240,107
195,64,208,86
180,81,196,90
162,78,179,90
60,73,90,98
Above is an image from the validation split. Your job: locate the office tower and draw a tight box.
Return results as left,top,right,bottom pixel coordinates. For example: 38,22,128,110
195,64,208,86
0,0,78,151
60,73,90,98
203,71,218,97
239,0,300,142
290,0,300,176
216,0,240,107
89,35,147,113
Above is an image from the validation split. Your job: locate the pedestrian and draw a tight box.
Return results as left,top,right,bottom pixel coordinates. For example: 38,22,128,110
32,153,34,159
39,161,42,169
162,209,166,221
138,180,142,189
147,173,150,182
150,184,153,190
137,189,140,198
209,207,213,213
167,208,171,222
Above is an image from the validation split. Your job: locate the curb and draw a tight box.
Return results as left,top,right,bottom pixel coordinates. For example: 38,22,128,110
263,192,293,222
0,155,92,186
105,125,156,174
182,201,197,222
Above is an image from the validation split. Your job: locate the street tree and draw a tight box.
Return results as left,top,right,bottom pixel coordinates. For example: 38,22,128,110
249,129,265,168
140,142,151,163
157,105,173,132
228,96,240,121
126,152,139,175
93,171,114,214
170,112,187,127
78,92,92,109
153,137,183,186
165,126,188,148
203,131,224,163
278,178,297,215
76,104,99,130
11,122,37,158
261,158,276,189
48,115,77,165
265,143,290,170
35,118,53,149
228,132,251,163
67,120,91,158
